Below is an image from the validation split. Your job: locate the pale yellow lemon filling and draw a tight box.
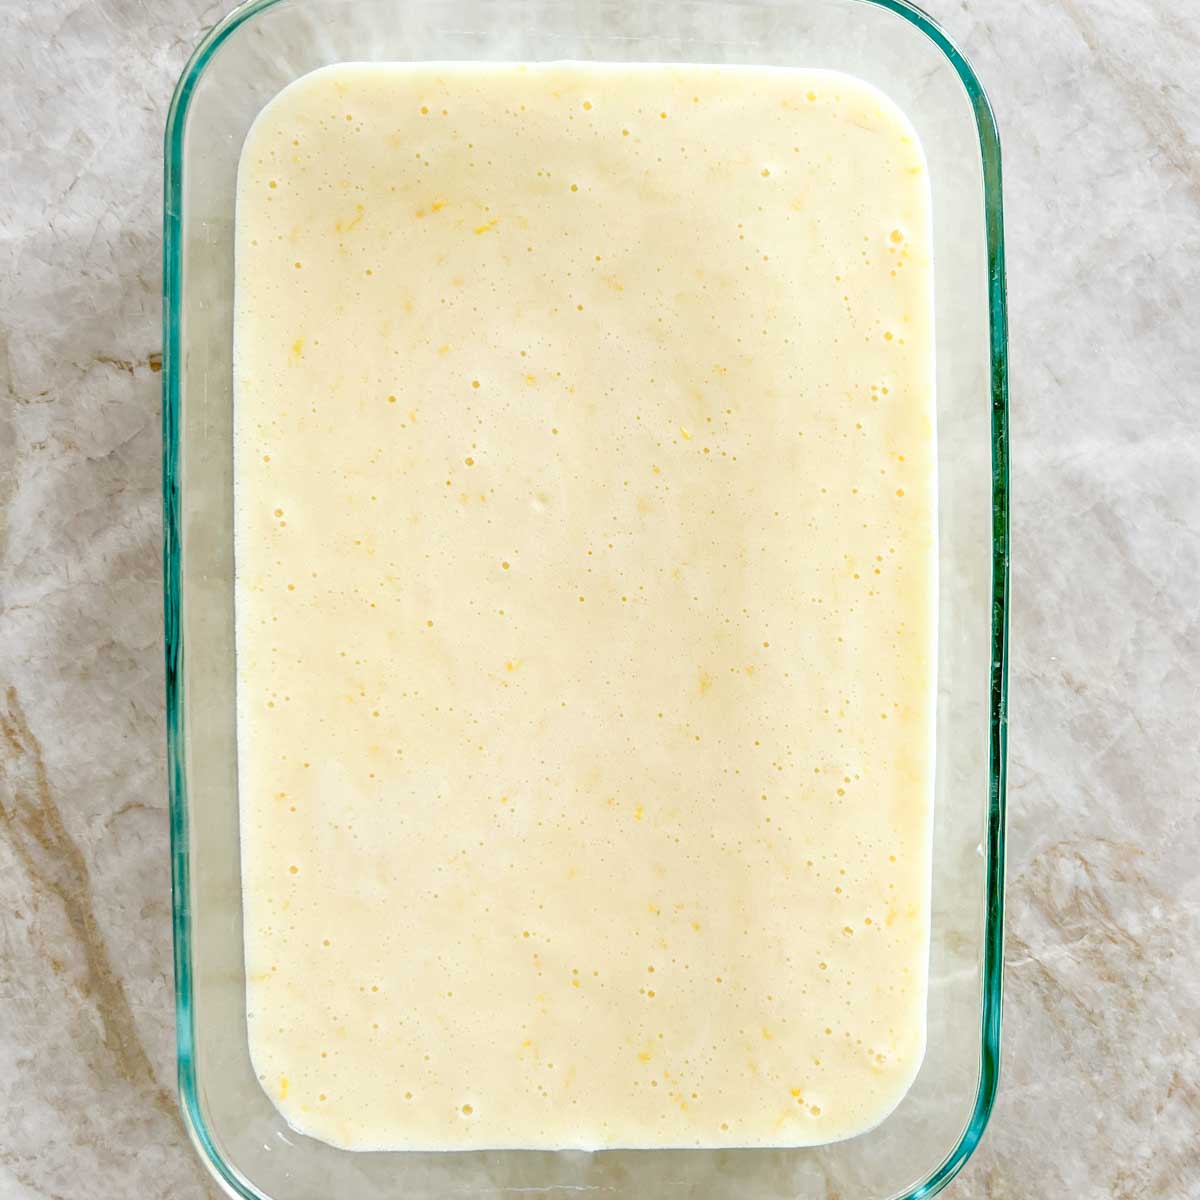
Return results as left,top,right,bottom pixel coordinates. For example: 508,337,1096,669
234,61,935,1152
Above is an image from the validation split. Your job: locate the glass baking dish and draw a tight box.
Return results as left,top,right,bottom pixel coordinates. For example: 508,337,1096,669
163,0,1008,1195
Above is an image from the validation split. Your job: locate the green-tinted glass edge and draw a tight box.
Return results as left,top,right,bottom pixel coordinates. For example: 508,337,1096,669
162,2,1008,1195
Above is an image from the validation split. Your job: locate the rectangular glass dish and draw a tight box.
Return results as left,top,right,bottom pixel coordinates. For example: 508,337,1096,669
163,1,1008,1197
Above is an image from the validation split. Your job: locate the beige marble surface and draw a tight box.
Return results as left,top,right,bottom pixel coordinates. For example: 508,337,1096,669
2,0,1198,1196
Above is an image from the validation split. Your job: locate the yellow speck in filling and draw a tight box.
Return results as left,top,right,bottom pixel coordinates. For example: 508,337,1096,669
289,865,299,875
278,1077,289,1100
461,1104,473,1115
474,219,499,235
420,105,429,115
387,394,397,403
583,100,592,110
680,427,692,440
502,561,511,570
890,229,905,243
570,184,579,192
465,456,475,466
471,379,481,389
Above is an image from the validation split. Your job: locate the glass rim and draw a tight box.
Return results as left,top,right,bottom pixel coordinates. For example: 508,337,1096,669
162,2,1009,1195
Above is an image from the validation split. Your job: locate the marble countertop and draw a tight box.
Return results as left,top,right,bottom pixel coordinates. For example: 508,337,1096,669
2,0,1197,1195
